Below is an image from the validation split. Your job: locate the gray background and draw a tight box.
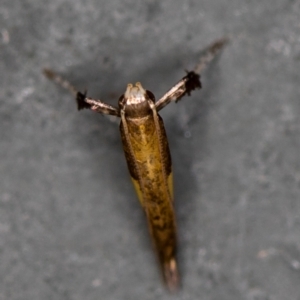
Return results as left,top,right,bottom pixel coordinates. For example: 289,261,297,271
1,0,300,299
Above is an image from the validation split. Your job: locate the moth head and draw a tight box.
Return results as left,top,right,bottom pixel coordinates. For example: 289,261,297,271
119,82,155,118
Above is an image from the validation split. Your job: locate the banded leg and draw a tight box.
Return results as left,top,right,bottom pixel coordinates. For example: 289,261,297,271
43,68,120,117
155,37,228,112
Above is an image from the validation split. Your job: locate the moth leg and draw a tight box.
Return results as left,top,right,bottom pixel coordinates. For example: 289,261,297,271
43,68,120,117
155,37,228,112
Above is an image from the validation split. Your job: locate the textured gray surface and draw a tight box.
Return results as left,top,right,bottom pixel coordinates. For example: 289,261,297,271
1,0,300,299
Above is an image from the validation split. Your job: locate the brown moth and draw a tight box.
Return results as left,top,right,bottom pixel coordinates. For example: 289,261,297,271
43,38,227,291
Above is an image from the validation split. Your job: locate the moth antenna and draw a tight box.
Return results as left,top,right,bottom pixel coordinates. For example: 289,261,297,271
43,68,78,97
193,37,229,74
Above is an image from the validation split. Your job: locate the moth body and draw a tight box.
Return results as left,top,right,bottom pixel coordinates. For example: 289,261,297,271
119,83,178,290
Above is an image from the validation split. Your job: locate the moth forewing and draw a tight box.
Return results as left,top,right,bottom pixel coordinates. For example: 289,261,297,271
119,83,179,290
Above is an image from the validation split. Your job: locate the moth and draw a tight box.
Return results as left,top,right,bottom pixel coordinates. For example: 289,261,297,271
43,38,227,291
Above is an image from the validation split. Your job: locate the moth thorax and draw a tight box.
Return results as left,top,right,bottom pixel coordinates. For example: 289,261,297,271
121,82,154,118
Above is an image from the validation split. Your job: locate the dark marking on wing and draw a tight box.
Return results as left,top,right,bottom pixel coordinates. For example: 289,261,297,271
120,121,140,180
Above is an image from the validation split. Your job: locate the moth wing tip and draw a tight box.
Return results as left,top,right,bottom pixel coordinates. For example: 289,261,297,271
164,259,180,292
